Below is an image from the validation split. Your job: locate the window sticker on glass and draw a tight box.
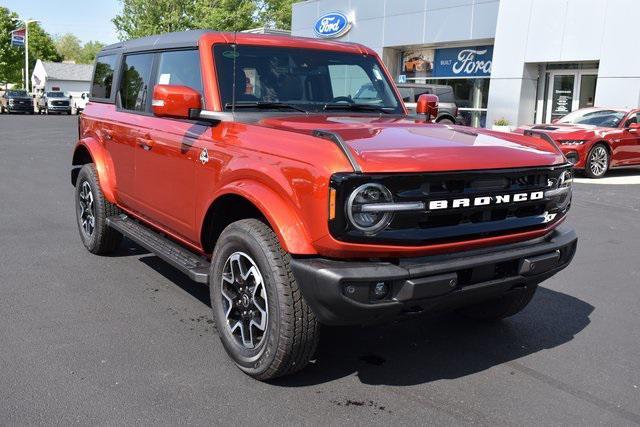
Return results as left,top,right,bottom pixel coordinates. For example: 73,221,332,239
158,73,171,85
372,68,383,80
222,50,239,59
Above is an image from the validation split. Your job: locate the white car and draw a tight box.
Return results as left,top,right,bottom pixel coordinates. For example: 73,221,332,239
73,92,90,114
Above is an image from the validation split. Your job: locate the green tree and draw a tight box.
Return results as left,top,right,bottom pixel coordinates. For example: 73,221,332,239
192,0,257,32
55,33,82,62
113,0,198,40
26,23,62,73
56,34,104,64
0,7,61,87
0,6,23,86
112,0,296,41
79,40,105,64
257,0,295,30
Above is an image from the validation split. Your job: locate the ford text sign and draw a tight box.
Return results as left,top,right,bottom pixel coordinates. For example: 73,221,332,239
314,12,352,38
433,45,493,78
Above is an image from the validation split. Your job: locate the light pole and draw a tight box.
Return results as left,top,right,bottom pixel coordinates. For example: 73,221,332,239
12,18,40,92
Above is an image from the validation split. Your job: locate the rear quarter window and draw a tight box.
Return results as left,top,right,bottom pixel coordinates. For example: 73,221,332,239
91,55,118,100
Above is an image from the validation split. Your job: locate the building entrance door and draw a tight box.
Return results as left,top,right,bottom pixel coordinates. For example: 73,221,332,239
544,70,597,123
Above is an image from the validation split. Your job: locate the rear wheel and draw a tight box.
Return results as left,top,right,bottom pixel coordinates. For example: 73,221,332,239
75,164,122,254
585,143,609,178
437,117,455,125
457,285,537,321
209,219,319,380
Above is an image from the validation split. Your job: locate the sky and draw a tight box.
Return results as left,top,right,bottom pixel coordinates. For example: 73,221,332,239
2,0,121,44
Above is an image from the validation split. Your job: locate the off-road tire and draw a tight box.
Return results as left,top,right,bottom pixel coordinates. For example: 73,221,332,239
584,143,609,178
209,219,319,380
437,117,455,125
457,285,537,321
75,164,122,254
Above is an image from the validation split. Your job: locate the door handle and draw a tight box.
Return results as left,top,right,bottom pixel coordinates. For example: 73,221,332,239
136,137,154,151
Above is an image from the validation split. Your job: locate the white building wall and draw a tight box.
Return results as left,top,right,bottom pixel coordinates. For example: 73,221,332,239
292,0,499,57
488,0,640,127
44,79,90,97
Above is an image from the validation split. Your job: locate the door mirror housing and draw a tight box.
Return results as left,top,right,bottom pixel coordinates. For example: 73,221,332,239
151,84,201,119
628,122,640,132
416,94,439,119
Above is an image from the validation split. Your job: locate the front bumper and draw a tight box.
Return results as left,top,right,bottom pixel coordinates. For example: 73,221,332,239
48,105,71,112
291,225,577,325
7,104,33,112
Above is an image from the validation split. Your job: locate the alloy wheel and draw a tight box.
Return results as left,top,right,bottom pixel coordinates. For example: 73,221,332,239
220,252,268,349
78,181,95,237
589,146,608,177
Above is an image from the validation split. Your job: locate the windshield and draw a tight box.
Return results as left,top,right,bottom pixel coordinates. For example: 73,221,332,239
47,92,65,97
557,109,626,128
7,90,28,97
213,45,402,114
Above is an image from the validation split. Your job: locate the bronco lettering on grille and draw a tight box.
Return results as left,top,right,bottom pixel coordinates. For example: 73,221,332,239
428,191,544,210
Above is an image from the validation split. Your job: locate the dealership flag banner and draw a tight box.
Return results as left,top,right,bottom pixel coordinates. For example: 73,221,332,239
10,28,25,47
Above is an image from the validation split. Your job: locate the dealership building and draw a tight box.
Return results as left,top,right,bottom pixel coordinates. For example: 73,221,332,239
292,0,640,128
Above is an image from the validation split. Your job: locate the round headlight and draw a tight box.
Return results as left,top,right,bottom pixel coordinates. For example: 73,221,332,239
559,170,573,187
346,183,393,233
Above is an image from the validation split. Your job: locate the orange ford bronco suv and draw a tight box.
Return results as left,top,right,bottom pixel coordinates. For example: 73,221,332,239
72,31,577,380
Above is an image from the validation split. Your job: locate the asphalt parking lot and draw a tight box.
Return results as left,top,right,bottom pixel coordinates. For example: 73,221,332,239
1,114,639,425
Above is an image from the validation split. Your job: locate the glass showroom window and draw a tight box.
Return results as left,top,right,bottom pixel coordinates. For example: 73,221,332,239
420,78,491,128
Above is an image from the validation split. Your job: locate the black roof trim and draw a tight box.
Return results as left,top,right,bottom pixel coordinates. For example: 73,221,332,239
101,30,210,54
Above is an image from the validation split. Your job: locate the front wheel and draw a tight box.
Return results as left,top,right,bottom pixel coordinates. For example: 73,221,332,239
457,285,537,321
585,143,609,178
209,219,319,380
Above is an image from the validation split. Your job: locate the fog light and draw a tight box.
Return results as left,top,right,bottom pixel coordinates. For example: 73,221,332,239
565,151,579,164
373,282,389,299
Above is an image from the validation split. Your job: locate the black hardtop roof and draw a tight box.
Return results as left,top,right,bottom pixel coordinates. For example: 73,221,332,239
100,30,210,55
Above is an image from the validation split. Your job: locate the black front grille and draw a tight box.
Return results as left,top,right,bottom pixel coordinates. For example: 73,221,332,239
52,100,69,106
330,165,572,246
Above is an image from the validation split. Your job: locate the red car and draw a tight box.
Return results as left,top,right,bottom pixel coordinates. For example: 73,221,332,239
520,108,640,178
72,31,577,380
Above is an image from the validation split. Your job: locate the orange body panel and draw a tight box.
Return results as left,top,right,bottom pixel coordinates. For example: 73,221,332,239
75,32,569,259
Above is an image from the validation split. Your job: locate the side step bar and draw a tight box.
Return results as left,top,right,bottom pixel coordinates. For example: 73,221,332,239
106,214,210,283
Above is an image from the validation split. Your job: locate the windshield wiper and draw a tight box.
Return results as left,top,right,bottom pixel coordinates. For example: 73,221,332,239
224,101,308,113
322,103,395,114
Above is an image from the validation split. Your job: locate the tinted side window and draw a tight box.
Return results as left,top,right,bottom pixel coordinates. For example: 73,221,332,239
414,88,433,102
436,88,455,103
156,50,203,95
398,87,414,102
120,53,154,112
91,55,117,99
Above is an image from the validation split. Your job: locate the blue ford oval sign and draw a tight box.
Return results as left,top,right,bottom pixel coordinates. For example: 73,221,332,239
314,12,352,38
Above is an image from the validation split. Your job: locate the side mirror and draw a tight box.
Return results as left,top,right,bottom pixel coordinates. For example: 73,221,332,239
628,122,640,132
151,84,201,119
416,94,439,120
